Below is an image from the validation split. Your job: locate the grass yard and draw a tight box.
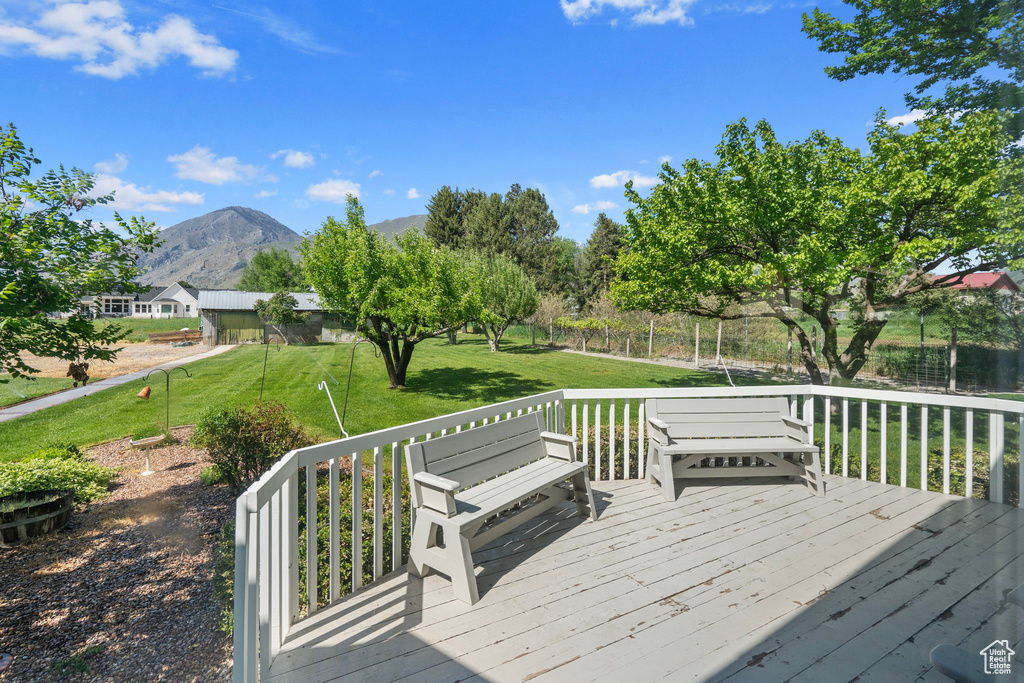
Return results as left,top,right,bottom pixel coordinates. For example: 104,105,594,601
96,316,201,342
0,336,751,463
0,375,74,407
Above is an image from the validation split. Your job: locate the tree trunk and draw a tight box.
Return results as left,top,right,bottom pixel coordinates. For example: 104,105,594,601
446,328,458,345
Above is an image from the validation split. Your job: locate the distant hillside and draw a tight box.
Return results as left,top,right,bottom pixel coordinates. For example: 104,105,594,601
368,214,427,239
137,207,302,288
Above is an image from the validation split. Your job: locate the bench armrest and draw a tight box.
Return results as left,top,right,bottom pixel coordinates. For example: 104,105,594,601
781,415,810,428
541,431,577,462
647,417,671,444
781,415,812,444
413,471,460,517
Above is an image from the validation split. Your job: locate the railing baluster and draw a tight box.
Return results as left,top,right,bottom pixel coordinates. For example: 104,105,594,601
233,499,257,683
609,401,616,480
287,472,299,627
1019,415,1023,508
571,400,577,442
901,403,908,488
624,399,631,480
595,401,603,481
271,489,282,657
942,407,951,495
989,411,1005,504
920,406,929,491
638,401,646,480
860,400,868,481
880,402,887,485
583,401,590,471
965,410,974,499
842,398,849,478
352,452,363,592
305,464,317,614
391,441,401,571
259,502,271,675
373,445,383,581
329,456,340,602
824,397,831,474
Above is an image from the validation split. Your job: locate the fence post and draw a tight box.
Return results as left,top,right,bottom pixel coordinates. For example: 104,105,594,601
625,335,630,358
787,328,793,374
949,327,957,393
605,324,610,352
531,320,536,346
716,321,722,360
549,318,553,344
745,316,749,363
811,325,817,362
648,320,654,358
695,322,700,368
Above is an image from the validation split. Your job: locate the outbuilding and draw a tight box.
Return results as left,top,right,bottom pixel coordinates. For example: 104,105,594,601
197,290,353,345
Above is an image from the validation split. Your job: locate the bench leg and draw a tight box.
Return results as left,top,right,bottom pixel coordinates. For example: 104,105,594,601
449,530,480,605
572,472,598,521
407,518,438,578
804,450,825,497
646,442,658,485
658,450,676,501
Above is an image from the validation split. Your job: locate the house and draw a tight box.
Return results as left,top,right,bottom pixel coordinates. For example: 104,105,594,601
197,290,354,345
130,283,199,319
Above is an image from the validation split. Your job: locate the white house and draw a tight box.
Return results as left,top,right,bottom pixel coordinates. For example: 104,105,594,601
131,283,199,319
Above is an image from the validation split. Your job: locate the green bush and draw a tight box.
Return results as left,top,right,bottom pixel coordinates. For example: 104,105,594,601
192,400,312,492
0,445,117,504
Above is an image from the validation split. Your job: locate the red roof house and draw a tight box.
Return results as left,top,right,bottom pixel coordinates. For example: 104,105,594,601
935,272,1020,293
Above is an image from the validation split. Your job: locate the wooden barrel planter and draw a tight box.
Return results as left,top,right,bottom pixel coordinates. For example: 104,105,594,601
0,489,74,547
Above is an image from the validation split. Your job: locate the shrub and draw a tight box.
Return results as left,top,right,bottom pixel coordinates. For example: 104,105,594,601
198,465,223,486
192,400,312,493
0,446,117,504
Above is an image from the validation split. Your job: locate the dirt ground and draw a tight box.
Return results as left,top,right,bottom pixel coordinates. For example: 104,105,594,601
0,427,234,682
20,344,210,381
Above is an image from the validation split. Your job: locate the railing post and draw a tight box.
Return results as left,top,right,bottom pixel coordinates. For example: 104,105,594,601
233,497,257,683
989,411,1004,504
352,452,363,592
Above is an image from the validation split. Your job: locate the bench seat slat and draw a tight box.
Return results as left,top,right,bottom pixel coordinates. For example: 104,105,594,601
454,458,586,524
660,436,817,455
665,422,789,440
429,430,545,485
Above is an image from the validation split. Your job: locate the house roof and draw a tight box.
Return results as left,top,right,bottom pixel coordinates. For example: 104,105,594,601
137,287,167,302
945,272,1020,292
197,290,322,312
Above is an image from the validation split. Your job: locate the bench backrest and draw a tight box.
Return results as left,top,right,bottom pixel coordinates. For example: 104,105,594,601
647,397,792,441
405,412,548,492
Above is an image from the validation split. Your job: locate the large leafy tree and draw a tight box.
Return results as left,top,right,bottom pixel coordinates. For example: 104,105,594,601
0,124,159,379
580,213,626,310
613,112,1024,384
300,196,472,388
238,247,304,292
468,252,538,352
802,0,1024,137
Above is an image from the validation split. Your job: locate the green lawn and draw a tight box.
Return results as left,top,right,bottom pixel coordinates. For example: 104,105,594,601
0,336,750,462
0,376,74,408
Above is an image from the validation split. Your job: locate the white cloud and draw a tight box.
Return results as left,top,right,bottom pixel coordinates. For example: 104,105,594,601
168,146,270,185
0,1,238,79
571,200,618,215
561,0,698,26
305,178,361,202
368,169,382,178
212,5,340,56
382,189,396,196
254,189,277,198
886,109,928,126
590,170,658,189
271,149,315,169
89,173,204,212
658,155,672,164
703,3,772,14
94,152,128,174
406,187,420,199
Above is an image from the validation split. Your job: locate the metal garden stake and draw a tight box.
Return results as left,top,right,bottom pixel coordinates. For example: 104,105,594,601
145,366,192,430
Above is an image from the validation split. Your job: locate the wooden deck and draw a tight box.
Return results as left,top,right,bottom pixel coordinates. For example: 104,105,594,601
267,475,1024,682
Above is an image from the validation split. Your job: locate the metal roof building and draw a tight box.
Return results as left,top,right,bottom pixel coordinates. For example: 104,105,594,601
197,290,323,312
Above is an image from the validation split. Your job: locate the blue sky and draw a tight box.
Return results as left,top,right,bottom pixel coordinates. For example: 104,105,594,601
1,0,921,243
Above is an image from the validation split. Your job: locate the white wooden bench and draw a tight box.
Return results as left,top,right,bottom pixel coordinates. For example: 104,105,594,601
405,411,597,605
645,397,824,501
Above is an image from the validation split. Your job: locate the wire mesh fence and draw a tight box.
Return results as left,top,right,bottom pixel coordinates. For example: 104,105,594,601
505,304,1022,392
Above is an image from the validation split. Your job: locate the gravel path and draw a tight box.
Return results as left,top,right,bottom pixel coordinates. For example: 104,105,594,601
20,344,210,381
0,428,234,682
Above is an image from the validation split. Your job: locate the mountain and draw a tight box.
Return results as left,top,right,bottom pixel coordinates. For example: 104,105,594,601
135,209,429,288
368,214,427,239
137,207,302,288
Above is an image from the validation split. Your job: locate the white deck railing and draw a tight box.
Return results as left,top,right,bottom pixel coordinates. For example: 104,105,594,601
233,385,1023,682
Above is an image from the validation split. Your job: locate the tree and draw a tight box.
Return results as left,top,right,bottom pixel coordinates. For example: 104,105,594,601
300,196,472,388
580,213,625,309
238,248,304,292
176,280,195,289
0,123,159,380
802,0,1024,137
469,252,538,352
424,185,466,248
254,291,308,343
612,112,1024,384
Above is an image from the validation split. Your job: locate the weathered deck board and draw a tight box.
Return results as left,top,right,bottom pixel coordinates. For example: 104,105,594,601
267,476,1024,683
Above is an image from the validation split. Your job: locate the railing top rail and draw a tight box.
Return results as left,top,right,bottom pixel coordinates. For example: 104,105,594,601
808,385,1024,413
243,389,566,510
564,386,812,400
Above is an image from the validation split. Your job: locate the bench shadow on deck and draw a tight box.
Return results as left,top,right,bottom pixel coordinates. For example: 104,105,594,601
268,476,1024,683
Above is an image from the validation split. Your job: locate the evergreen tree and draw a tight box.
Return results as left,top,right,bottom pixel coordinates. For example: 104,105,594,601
580,213,625,308
424,185,465,248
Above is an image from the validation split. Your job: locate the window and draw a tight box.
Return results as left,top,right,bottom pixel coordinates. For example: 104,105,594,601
134,304,140,313
161,304,172,314
185,304,190,312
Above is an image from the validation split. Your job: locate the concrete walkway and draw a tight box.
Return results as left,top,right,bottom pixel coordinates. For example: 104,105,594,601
0,345,237,423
